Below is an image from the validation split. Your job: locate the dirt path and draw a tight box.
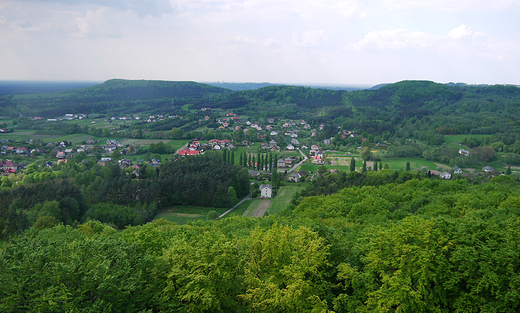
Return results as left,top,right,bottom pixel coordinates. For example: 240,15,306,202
251,200,271,217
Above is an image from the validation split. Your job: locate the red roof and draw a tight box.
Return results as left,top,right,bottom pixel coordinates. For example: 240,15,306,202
178,147,200,156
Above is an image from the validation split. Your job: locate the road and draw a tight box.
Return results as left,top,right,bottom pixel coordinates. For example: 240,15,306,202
287,148,308,173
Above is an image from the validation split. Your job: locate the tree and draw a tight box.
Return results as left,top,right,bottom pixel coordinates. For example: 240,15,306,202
241,224,330,312
362,161,367,173
406,161,411,171
350,157,356,172
361,147,372,161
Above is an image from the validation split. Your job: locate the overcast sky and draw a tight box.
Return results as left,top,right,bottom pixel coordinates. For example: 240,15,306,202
1,0,519,85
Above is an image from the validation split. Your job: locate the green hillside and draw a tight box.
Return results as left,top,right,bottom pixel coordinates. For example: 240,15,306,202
0,79,232,117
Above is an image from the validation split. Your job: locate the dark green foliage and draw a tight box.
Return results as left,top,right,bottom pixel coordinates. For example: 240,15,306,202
6,79,232,117
157,155,249,208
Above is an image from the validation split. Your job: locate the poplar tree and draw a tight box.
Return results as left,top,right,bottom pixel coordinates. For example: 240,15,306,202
350,157,356,172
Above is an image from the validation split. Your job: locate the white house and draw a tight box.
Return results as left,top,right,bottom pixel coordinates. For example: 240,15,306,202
259,184,273,198
459,149,470,156
440,172,452,179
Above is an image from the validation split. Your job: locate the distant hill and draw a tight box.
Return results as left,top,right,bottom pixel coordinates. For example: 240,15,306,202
205,82,372,91
0,79,232,117
0,81,101,95
205,82,279,91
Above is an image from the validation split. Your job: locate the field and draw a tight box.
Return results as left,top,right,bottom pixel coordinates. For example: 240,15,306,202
154,205,227,224
267,184,304,215
444,134,492,145
242,199,263,217
300,157,450,173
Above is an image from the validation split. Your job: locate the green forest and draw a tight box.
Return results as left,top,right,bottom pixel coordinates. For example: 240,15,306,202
2,174,520,312
1,79,520,312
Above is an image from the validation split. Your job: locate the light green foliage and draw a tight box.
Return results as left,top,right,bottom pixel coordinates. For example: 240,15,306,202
241,224,330,312
363,216,452,312
162,227,243,312
0,225,157,312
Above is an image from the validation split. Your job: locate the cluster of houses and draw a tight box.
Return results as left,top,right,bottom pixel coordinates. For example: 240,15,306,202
177,139,239,156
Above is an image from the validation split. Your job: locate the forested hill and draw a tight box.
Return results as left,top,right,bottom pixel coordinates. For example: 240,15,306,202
0,79,232,117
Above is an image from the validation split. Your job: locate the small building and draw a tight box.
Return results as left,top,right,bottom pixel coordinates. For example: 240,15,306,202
440,172,452,180
459,149,470,156
277,159,286,168
248,170,260,177
259,184,273,198
288,172,301,182
483,166,495,172
452,166,463,174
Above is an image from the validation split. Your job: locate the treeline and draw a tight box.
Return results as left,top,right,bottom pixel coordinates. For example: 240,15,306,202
2,177,520,312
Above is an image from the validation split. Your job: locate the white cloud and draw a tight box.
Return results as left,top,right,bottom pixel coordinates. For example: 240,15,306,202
74,8,123,38
175,0,359,25
292,30,330,48
17,0,173,17
349,29,440,50
347,25,516,62
448,24,472,39
232,35,281,48
378,0,520,13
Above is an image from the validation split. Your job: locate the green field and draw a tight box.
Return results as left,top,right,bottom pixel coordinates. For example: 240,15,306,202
267,185,304,215
154,205,226,224
444,134,492,145
242,199,262,217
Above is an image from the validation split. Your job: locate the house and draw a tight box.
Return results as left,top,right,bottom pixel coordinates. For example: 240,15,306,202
16,147,28,154
269,140,278,148
330,169,339,173
277,159,286,168
452,166,463,174
286,144,295,150
259,184,273,198
57,159,68,165
0,160,18,171
291,139,299,145
459,149,470,156
56,151,66,159
86,139,95,145
178,147,200,156
483,166,495,172
440,172,452,179
323,138,332,145
288,172,301,182
100,157,112,162
311,145,319,150
119,158,132,166
248,170,260,177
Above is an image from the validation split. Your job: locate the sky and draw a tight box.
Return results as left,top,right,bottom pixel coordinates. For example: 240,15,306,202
1,0,519,85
